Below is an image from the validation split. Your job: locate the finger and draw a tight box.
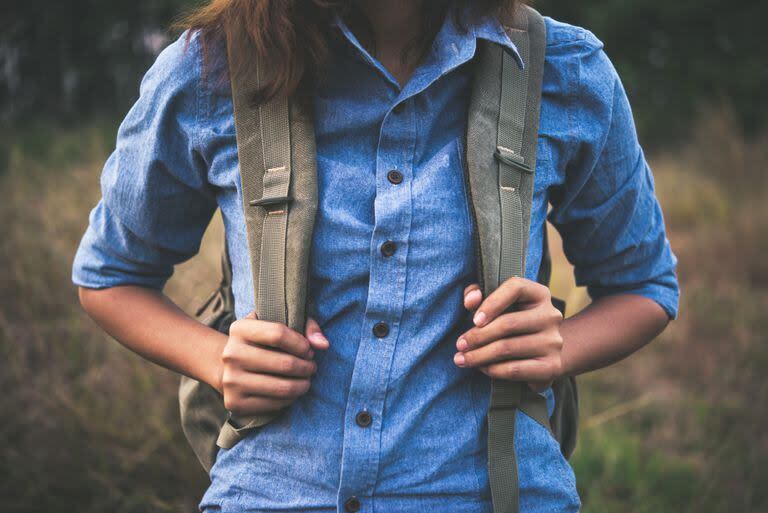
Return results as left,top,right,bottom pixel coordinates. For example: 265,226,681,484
454,332,556,368
223,394,293,417
304,317,330,350
463,284,483,311
223,370,311,400
479,358,559,383
224,344,317,378
245,311,258,320
472,277,550,327
457,305,563,351
230,319,313,359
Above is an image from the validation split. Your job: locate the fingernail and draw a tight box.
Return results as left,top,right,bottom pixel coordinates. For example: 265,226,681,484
309,332,328,346
465,289,482,304
454,353,466,366
473,311,486,326
457,338,468,351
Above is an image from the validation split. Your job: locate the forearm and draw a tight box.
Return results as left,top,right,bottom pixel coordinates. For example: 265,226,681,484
559,293,670,377
78,285,226,391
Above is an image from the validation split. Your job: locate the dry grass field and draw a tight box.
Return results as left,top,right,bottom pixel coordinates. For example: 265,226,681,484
1,109,765,512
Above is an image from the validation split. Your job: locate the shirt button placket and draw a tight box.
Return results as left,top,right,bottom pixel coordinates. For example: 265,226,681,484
338,92,414,512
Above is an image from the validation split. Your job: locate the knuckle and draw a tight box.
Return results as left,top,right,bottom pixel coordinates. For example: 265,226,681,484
281,357,298,375
220,369,238,389
505,364,520,379
549,330,564,349
297,379,311,395
499,339,516,358
221,343,238,364
274,380,296,398
228,319,243,336
264,323,286,345
223,394,239,412
501,314,518,332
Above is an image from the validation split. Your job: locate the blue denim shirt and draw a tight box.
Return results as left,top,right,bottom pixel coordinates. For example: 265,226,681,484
72,10,679,513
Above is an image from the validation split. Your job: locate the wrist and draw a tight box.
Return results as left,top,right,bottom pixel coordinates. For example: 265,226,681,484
201,330,228,394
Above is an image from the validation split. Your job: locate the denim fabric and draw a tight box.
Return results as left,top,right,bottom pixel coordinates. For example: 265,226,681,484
72,10,679,513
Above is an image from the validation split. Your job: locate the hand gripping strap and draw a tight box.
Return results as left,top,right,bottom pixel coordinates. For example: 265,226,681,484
487,7,548,513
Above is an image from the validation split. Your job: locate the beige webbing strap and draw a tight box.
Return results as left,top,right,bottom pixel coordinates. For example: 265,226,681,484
250,61,292,325
219,30,293,448
252,163,291,325
487,7,548,513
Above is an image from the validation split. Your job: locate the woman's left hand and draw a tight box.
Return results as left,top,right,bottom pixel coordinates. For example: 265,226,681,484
454,277,565,392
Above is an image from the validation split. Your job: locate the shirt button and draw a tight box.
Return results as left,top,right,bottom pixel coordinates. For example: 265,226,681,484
344,496,361,513
387,169,403,185
355,410,372,428
372,322,389,338
380,240,397,257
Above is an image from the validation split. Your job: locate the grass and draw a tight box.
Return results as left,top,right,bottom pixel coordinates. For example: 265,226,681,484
0,109,766,512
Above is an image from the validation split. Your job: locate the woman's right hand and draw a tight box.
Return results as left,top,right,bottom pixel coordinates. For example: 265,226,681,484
217,313,330,417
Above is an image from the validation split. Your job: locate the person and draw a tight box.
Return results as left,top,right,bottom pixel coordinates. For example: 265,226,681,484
72,0,679,511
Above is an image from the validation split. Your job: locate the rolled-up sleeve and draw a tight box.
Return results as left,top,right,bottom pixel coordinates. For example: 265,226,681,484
72,31,217,290
548,31,680,319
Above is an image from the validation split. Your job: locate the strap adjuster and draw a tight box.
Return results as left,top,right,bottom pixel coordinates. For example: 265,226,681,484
249,195,293,207
495,145,532,174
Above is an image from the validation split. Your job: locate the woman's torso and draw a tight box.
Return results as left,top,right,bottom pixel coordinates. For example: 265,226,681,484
199,12,583,513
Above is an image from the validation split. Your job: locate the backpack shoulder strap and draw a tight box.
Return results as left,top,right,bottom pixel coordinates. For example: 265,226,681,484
467,6,548,513
226,28,318,332
228,32,292,326
217,27,319,449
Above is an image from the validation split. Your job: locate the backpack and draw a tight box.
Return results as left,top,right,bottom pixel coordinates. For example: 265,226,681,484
179,6,578,513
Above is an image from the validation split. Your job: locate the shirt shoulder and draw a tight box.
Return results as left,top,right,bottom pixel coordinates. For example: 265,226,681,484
543,16,603,51
137,29,233,142
138,29,204,111
539,16,622,148
542,16,612,87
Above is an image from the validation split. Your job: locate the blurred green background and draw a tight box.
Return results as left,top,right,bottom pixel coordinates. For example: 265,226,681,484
1,1,767,512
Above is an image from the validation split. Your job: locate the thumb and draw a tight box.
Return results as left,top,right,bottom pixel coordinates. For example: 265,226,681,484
304,317,330,350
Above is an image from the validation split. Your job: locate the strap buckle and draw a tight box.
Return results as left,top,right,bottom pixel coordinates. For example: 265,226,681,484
249,195,293,207
494,145,532,174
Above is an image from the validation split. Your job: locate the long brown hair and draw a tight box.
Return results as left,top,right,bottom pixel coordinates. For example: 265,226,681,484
177,0,521,103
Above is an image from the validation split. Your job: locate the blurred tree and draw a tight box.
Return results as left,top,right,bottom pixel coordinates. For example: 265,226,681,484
1,0,766,147
1,0,192,123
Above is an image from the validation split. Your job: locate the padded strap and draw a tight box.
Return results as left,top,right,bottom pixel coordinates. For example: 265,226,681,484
487,7,548,513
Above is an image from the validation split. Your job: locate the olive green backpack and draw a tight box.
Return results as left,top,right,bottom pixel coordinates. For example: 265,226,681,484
179,6,578,513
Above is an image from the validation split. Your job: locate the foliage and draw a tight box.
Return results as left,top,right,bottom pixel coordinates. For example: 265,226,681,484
3,1,767,146
1,0,191,122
